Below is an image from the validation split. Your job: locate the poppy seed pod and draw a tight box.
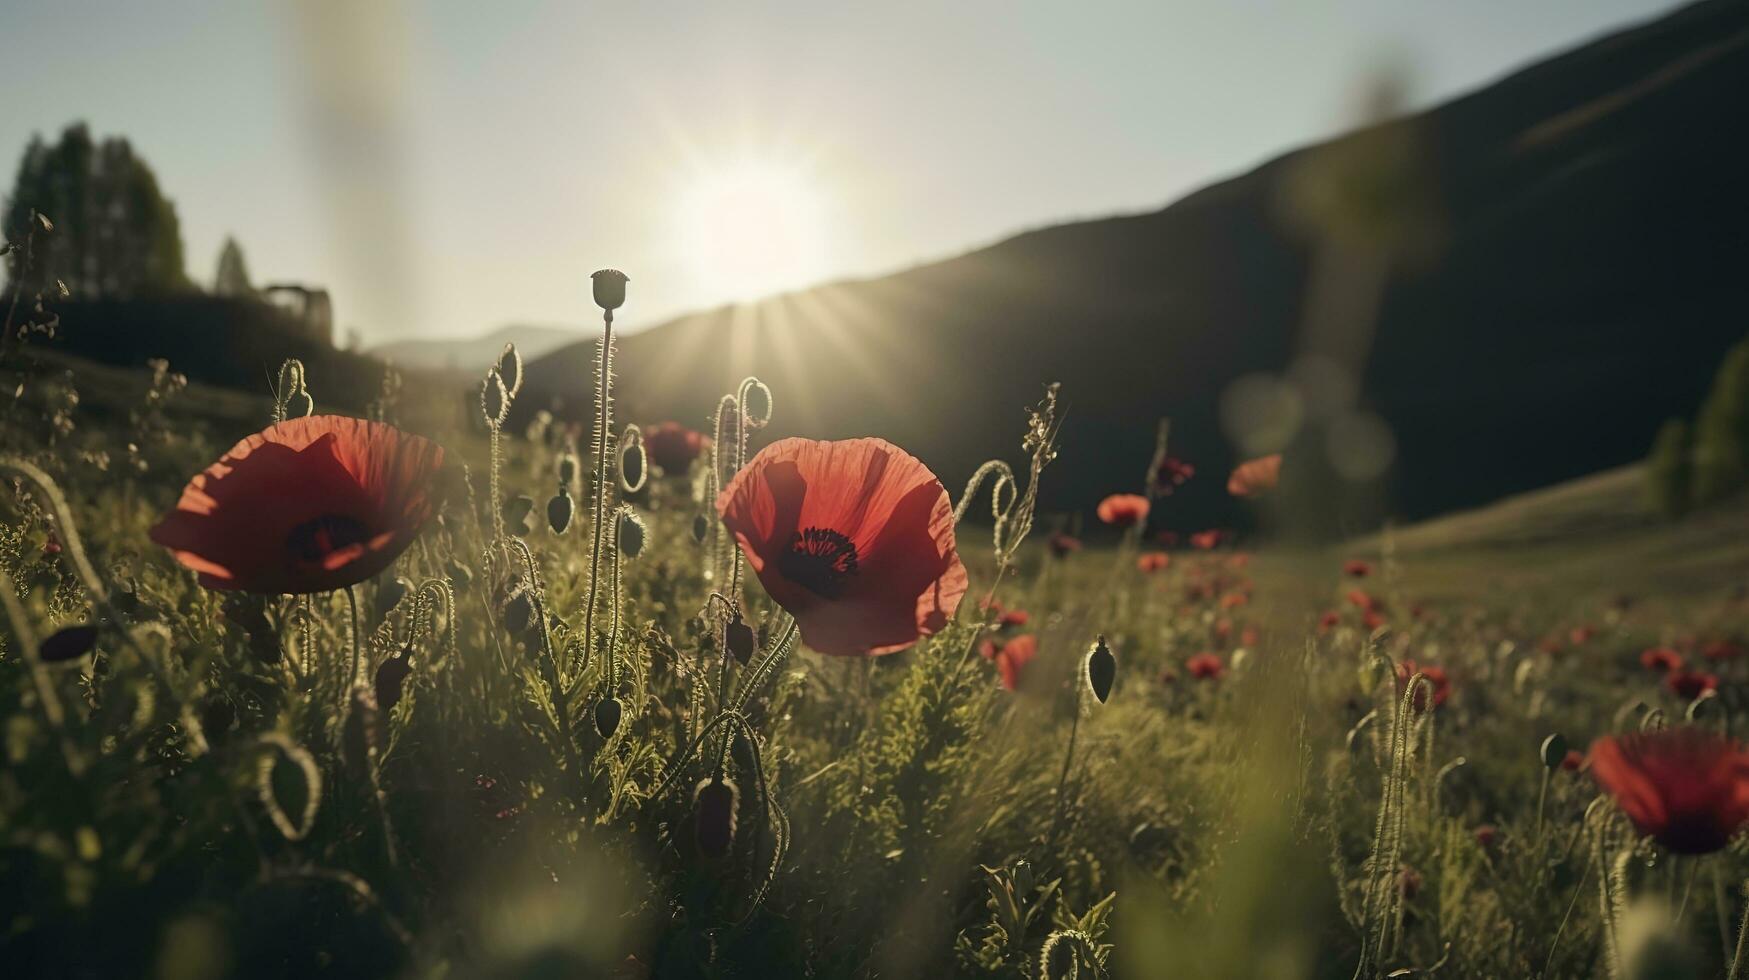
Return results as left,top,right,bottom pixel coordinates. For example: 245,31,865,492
503,588,537,637
481,371,509,428
547,491,574,534
495,343,522,399
39,624,97,663
591,268,628,311
1086,636,1117,704
617,509,647,559
1540,733,1569,770
284,390,314,419
594,696,623,738
619,433,647,493
694,777,740,859
376,576,412,618
691,513,709,543
375,648,414,712
726,614,756,665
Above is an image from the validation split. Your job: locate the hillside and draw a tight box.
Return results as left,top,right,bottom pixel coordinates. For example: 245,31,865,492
520,0,1749,535
372,323,582,373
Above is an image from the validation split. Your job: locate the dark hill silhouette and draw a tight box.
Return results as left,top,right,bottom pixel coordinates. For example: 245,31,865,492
373,323,581,374
519,0,1749,535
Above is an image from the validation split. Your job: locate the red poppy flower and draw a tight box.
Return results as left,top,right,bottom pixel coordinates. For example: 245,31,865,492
1048,532,1083,558
643,421,710,476
1228,553,1251,570
1589,729,1749,854
150,416,445,595
1704,639,1746,661
980,633,1037,691
1149,456,1195,495
1474,824,1498,849
1667,671,1719,700
981,598,1030,629
1186,652,1225,680
1227,454,1282,498
1569,625,1596,646
1219,592,1248,609
1640,647,1684,673
1347,589,1377,612
1343,559,1372,578
717,437,967,657
1394,660,1450,712
1561,749,1585,772
1189,529,1223,551
1137,551,1170,574
1318,611,1341,634
1239,626,1260,647
1097,494,1149,528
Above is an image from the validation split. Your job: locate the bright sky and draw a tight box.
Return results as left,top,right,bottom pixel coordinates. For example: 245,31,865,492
1,0,1683,345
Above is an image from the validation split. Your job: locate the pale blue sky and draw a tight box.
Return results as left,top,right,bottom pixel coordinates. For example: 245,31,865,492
1,0,1684,344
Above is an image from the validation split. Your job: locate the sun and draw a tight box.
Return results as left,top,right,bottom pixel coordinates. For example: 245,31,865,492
673,156,833,304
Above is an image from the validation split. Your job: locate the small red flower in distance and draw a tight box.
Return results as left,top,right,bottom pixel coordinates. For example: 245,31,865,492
1362,610,1386,631
150,416,445,594
1589,729,1749,854
1318,611,1341,634
717,437,967,656
1562,749,1586,771
979,633,1038,691
1097,494,1149,528
1640,647,1684,673
1150,456,1195,495
1189,529,1223,551
1394,660,1450,712
1343,559,1372,578
1219,592,1248,609
1227,454,1282,498
1137,551,1170,574
642,421,710,476
1240,626,1260,647
1048,532,1083,558
1569,625,1596,646
1346,589,1376,612
1667,671,1719,701
1186,652,1225,680
1474,824,1498,848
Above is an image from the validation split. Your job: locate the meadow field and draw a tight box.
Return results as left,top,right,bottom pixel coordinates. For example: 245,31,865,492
4,297,1749,980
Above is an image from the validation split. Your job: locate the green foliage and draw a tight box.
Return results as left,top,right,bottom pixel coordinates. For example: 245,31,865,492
1692,339,1749,507
1646,418,1693,518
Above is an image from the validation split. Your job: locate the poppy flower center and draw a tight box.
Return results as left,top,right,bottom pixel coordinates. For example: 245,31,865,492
779,526,859,598
287,514,371,567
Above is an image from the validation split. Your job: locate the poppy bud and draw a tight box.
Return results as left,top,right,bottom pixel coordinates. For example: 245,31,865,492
39,624,97,663
691,513,709,543
495,343,522,399
594,696,623,738
376,576,411,618
447,560,474,590
547,491,574,534
694,776,739,859
1086,635,1117,704
284,390,314,419
557,453,578,484
617,509,647,559
727,615,755,665
503,495,535,536
375,648,414,712
1012,859,1035,895
503,589,537,636
1540,733,1569,770
481,371,508,428
619,435,647,493
591,268,628,312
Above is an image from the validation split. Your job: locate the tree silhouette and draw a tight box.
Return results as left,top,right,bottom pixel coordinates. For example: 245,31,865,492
213,236,254,297
4,123,192,298
1690,338,1749,505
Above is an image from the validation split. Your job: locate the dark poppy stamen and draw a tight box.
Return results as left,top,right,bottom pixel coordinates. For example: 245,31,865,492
287,514,370,566
780,526,859,597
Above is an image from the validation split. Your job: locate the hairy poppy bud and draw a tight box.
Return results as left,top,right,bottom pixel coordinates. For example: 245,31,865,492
376,648,414,711
1540,733,1569,770
594,696,623,738
504,495,535,537
727,615,755,665
547,491,574,534
39,624,97,663
1012,859,1035,895
617,509,647,559
1086,635,1117,704
591,268,628,312
691,513,709,543
694,777,739,859
284,390,314,419
619,435,647,493
481,371,508,428
503,588,537,637
376,576,411,618
495,343,522,399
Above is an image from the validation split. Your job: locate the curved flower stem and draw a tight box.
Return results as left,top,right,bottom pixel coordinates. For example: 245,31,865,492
1047,678,1085,848
1730,877,1749,980
344,585,362,697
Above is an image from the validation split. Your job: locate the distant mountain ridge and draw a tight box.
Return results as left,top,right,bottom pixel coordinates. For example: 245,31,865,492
374,324,581,374
514,0,1749,532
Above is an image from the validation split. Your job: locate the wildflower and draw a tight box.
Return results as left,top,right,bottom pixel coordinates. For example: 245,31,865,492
1318,610,1341,634
1667,671,1719,700
1589,729,1749,854
149,417,445,594
591,268,628,311
1474,824,1499,849
1149,456,1195,495
1219,592,1248,609
1641,647,1684,673
1570,625,1596,645
1048,532,1082,558
1227,454,1282,498
643,421,709,476
1561,749,1585,772
1394,660,1450,711
1137,551,1170,573
1189,529,1222,550
1186,652,1225,681
1097,493,1149,528
1240,626,1259,647
1086,636,1117,703
717,437,966,656
41,533,61,556
979,633,1038,691
1346,589,1377,612
1362,610,1386,631
1343,559,1372,577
